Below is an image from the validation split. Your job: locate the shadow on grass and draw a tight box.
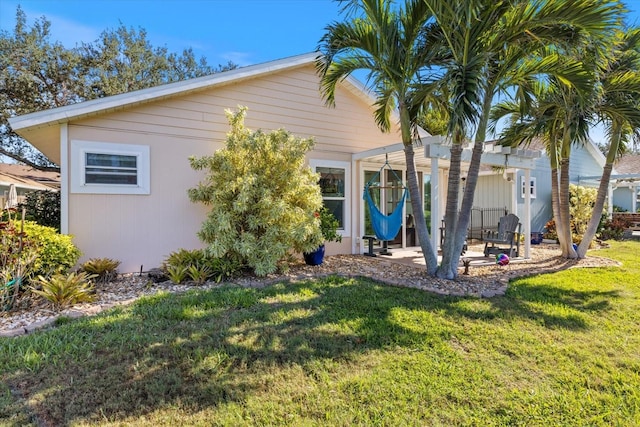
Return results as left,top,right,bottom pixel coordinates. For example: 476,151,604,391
446,280,621,329
2,274,620,425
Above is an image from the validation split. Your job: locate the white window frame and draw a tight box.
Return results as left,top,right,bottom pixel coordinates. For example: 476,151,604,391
521,176,536,199
71,140,150,194
309,159,351,238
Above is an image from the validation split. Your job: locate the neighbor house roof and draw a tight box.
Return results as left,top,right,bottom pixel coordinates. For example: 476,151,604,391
8,52,385,164
0,164,59,191
615,153,640,174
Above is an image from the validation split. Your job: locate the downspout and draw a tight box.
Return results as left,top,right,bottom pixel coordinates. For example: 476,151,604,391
60,123,69,234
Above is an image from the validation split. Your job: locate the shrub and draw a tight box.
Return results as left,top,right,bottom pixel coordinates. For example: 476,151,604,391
598,217,631,241
30,271,96,310
19,190,61,230
543,219,557,241
80,258,120,283
20,221,81,278
188,107,324,276
569,184,606,242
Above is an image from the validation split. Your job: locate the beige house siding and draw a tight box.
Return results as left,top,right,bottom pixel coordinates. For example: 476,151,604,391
64,64,401,271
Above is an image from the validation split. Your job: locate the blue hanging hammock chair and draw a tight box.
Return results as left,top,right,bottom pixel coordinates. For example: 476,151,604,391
363,159,408,241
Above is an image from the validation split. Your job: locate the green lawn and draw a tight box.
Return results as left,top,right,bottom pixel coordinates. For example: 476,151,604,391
1,241,639,426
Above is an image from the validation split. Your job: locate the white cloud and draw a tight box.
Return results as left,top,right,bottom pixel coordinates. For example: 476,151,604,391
0,1,100,47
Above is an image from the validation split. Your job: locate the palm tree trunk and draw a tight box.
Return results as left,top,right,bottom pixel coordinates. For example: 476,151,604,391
437,131,464,279
548,137,565,251
577,121,622,257
558,157,576,257
399,104,439,274
446,91,494,278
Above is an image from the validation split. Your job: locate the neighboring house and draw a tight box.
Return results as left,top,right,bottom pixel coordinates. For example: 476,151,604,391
7,52,605,271
610,154,640,212
472,138,607,235
0,163,60,208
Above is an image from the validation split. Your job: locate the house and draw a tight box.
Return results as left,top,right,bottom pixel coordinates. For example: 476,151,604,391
9,53,416,271
0,163,60,208
610,154,640,212
8,52,605,271
472,138,607,235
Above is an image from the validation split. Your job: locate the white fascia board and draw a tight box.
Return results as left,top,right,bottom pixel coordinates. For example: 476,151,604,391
580,173,640,181
9,52,319,131
352,136,444,161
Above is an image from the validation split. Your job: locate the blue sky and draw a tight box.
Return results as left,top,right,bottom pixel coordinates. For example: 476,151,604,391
0,0,344,66
1,0,639,145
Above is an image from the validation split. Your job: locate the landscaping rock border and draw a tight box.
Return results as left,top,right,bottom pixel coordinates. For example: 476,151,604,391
0,243,620,337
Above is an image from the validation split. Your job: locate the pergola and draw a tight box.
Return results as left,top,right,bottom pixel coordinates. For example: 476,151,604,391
579,173,640,216
352,136,542,258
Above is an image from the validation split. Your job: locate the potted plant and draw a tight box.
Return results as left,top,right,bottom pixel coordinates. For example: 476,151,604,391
303,207,342,266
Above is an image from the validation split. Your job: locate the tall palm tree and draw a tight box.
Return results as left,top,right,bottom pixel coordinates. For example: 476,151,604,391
316,0,440,275
491,71,597,258
577,27,640,256
319,0,622,279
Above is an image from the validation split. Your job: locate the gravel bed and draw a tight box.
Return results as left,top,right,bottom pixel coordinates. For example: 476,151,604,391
0,243,619,337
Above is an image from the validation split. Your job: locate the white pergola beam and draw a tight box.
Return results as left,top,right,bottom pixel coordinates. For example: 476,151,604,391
424,143,539,170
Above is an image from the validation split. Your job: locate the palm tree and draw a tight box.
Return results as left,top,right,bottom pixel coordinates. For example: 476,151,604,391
316,0,440,275
424,0,621,275
577,27,640,256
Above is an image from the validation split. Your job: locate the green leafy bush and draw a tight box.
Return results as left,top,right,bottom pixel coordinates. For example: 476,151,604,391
20,221,81,278
31,271,96,310
80,258,120,283
19,190,61,230
188,107,324,276
318,207,342,243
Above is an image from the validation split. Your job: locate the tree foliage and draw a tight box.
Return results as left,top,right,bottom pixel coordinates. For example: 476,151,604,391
0,6,235,169
188,107,324,277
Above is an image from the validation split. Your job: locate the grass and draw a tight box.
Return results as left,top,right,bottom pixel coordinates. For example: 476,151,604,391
1,241,639,426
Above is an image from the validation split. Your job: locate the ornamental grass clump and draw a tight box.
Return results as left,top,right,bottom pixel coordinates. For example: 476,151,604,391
189,107,324,276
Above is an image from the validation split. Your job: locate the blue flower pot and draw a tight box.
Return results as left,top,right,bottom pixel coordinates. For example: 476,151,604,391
303,244,325,266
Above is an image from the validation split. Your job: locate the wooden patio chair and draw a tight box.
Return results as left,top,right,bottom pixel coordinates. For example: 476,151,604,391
483,213,521,258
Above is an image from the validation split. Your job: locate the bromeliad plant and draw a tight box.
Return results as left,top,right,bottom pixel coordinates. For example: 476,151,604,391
80,258,120,283
30,271,97,311
163,248,244,284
